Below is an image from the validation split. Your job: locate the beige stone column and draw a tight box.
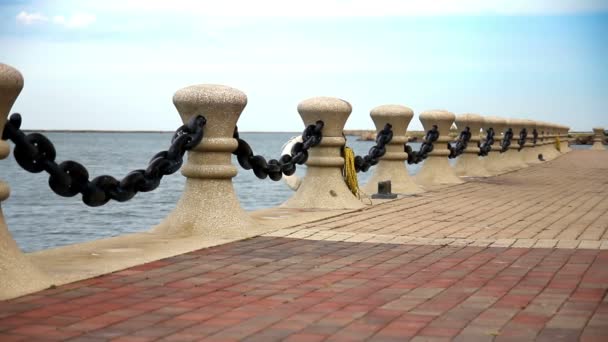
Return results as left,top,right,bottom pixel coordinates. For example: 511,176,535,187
362,105,423,194
536,122,548,159
565,126,573,152
0,63,52,300
504,119,529,170
282,97,364,209
415,110,463,187
591,127,606,150
559,125,571,153
555,125,563,153
154,85,257,237
482,116,509,175
523,119,541,164
544,123,560,159
454,113,491,177
553,124,564,156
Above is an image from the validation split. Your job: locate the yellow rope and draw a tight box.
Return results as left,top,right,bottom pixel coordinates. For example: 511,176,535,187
555,136,561,152
342,146,360,198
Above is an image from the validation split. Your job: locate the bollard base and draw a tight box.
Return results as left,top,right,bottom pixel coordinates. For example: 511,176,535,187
1,206,53,300
154,178,258,238
282,168,365,210
416,157,464,187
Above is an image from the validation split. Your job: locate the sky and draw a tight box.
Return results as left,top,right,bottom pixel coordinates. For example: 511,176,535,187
0,0,607,132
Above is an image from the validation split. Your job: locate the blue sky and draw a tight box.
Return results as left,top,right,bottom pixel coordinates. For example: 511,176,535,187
1,0,607,131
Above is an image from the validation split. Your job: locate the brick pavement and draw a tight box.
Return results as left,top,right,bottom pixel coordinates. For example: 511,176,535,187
1,150,607,341
267,150,608,249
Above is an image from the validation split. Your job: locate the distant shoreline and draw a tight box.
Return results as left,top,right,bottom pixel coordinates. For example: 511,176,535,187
22,130,303,134
21,129,378,135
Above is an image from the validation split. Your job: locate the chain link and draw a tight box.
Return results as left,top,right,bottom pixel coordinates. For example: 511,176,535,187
2,113,206,207
353,124,393,173
517,128,528,151
448,127,471,159
500,128,513,153
405,125,439,164
478,127,495,157
232,120,324,181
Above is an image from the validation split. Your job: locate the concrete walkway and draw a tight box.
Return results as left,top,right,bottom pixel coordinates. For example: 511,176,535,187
1,150,607,341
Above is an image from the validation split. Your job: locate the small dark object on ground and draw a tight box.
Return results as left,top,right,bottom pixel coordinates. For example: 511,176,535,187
538,154,545,161
372,180,397,199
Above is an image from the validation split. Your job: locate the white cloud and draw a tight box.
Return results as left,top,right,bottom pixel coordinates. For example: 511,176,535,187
92,0,608,16
16,11,48,25
53,13,96,28
16,11,96,29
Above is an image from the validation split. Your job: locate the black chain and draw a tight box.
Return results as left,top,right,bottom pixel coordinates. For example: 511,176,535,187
532,128,538,145
478,127,494,156
517,128,528,151
448,127,471,159
232,120,324,181
2,113,206,207
405,125,439,164
500,128,513,153
353,124,393,172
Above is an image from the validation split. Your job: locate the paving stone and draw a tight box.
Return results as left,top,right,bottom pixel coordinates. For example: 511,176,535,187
3,151,608,340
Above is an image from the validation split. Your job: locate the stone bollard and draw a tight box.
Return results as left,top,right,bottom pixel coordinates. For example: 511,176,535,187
482,116,509,175
0,63,52,300
536,121,549,160
504,118,529,170
362,105,423,194
523,119,542,164
415,110,463,187
536,121,548,160
555,124,566,154
453,113,491,177
559,125,572,153
544,123,561,159
591,127,606,151
154,85,257,236
564,125,572,152
282,97,364,209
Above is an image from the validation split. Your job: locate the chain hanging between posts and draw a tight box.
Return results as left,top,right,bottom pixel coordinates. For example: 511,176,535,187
478,127,494,156
405,125,439,164
500,128,513,153
448,127,471,159
352,123,393,173
517,128,528,151
232,120,324,181
2,113,206,207
532,128,538,146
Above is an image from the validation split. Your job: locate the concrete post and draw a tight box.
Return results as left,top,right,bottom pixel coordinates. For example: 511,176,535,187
482,116,510,175
454,113,491,177
523,119,541,164
504,118,529,170
559,125,571,153
154,84,257,237
591,127,606,150
415,110,463,187
544,123,560,159
0,63,52,300
553,124,564,156
362,105,423,194
282,97,364,209
536,122,548,160
563,126,571,152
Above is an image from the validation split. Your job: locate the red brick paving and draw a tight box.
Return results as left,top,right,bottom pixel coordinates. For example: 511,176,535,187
1,237,607,341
